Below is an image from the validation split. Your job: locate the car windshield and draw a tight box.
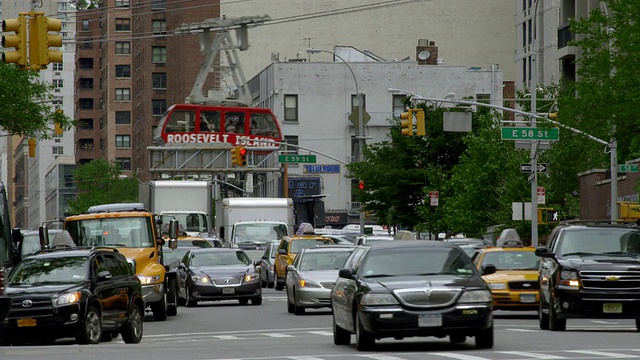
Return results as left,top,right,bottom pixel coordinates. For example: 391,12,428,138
21,233,42,257
9,256,89,285
558,228,640,256
178,239,212,248
66,217,155,248
481,251,539,270
233,223,288,244
360,247,475,277
290,239,333,253
163,248,191,265
299,250,354,271
192,251,251,266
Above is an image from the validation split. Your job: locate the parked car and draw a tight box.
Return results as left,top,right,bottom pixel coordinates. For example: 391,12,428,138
0,246,144,345
177,248,262,306
331,240,495,351
285,244,357,314
472,244,539,311
535,222,640,331
258,240,281,288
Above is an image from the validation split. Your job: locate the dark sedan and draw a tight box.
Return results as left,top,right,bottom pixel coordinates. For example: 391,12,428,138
331,240,496,351
177,248,262,306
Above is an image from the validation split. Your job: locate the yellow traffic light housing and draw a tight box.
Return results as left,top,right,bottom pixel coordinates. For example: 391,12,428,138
237,146,247,166
28,138,36,157
1,14,28,67
53,109,64,135
415,109,425,136
230,147,239,167
400,109,414,136
29,13,62,69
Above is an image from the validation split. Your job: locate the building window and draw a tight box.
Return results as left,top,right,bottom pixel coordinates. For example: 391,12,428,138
115,65,131,78
115,88,130,101
115,41,130,54
81,20,90,30
116,158,131,171
52,146,64,155
283,135,299,155
79,98,94,109
152,99,167,115
79,58,93,69
78,118,94,130
80,40,92,49
79,78,94,90
152,20,166,35
115,0,129,8
115,18,130,31
53,79,63,88
284,95,298,122
53,63,63,71
351,94,366,111
115,135,131,148
392,95,406,118
152,0,166,10
152,46,166,63
152,73,166,89
115,111,131,124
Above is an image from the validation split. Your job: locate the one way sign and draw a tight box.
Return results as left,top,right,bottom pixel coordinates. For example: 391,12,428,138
520,163,548,173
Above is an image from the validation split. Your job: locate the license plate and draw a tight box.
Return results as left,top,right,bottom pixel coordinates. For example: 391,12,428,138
520,294,536,303
603,303,622,313
17,318,36,327
418,315,442,327
222,288,235,294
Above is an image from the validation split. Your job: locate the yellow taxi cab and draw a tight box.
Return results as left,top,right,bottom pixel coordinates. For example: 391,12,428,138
273,223,333,290
472,242,540,311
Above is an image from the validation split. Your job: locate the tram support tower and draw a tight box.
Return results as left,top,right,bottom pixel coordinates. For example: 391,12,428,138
174,15,271,106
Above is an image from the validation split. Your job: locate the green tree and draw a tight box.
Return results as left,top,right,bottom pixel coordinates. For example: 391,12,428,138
69,159,139,214
0,63,73,138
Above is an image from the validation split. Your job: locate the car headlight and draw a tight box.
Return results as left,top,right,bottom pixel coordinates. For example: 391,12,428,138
458,290,492,303
244,273,259,282
137,275,162,285
360,293,399,306
57,291,82,305
191,275,211,284
559,270,579,287
489,283,508,290
298,279,321,288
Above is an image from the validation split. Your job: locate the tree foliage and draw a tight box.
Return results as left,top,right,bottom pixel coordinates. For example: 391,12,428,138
0,63,73,138
68,159,139,215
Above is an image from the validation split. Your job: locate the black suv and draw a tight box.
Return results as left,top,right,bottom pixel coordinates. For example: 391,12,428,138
535,222,640,331
0,247,145,345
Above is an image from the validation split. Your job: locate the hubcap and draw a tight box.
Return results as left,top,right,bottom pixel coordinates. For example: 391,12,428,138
86,311,101,342
132,307,142,338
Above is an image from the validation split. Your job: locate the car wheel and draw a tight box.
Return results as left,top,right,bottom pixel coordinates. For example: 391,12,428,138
475,324,493,349
77,306,102,345
355,312,374,351
167,280,178,316
286,288,294,313
121,303,144,344
251,296,262,305
636,319,640,332
539,297,549,330
151,292,168,321
261,278,268,288
450,334,466,344
275,274,284,291
268,279,274,288
293,290,305,315
548,295,566,331
238,298,249,305
186,284,197,307
333,315,351,345
101,332,114,343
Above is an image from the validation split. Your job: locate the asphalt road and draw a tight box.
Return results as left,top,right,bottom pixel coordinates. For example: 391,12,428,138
3,285,640,360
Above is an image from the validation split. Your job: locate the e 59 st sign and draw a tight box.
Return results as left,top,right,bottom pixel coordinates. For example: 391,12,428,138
501,127,559,141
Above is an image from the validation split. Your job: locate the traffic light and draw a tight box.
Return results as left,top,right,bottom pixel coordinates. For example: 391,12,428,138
230,146,239,166
358,180,365,190
29,13,62,69
237,146,247,166
28,138,36,157
400,109,414,136
546,209,559,223
1,14,28,67
548,111,558,121
54,109,64,135
415,109,425,136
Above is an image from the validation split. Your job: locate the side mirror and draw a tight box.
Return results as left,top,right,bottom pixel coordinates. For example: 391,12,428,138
338,268,354,279
262,255,268,260
11,228,23,244
481,264,497,276
169,219,180,240
254,260,261,267
286,264,295,272
278,249,287,255
167,238,178,250
157,237,166,246
535,246,554,258
39,224,50,250
97,271,113,281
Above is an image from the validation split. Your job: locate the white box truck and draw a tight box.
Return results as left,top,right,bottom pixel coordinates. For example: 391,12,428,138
139,180,213,237
216,197,294,249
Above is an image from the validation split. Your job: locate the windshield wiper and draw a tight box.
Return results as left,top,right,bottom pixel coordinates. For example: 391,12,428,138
363,273,395,278
562,252,596,257
603,251,639,256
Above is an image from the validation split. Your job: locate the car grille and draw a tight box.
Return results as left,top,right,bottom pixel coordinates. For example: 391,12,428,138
9,296,53,318
580,270,640,290
320,282,335,289
394,288,460,308
212,277,242,286
508,281,539,290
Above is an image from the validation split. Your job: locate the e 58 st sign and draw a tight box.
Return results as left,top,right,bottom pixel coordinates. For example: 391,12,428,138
501,127,559,141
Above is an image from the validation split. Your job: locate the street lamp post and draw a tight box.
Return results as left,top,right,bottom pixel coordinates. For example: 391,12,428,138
307,48,366,234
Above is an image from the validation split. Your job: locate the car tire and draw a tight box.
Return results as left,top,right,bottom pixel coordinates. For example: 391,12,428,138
539,297,549,330
151,292,168,321
167,280,178,316
261,278,268,288
293,290,305,315
548,295,566,331
450,334,466,344
636,319,640,332
76,306,102,345
333,315,351,345
251,296,262,305
475,324,493,349
286,289,295,313
101,332,114,343
268,279,274,288
355,312,375,351
186,284,197,307
121,303,144,344
239,298,249,305
275,274,284,291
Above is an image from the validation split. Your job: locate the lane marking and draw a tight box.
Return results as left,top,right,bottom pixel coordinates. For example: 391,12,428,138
504,328,539,332
307,331,333,336
565,350,640,358
212,335,241,340
263,333,294,338
431,353,492,360
499,351,567,359
357,355,408,360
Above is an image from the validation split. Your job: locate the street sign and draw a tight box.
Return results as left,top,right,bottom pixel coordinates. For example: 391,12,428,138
520,163,548,173
501,127,559,141
537,186,546,205
429,191,439,206
278,154,317,163
618,164,639,172
348,107,371,127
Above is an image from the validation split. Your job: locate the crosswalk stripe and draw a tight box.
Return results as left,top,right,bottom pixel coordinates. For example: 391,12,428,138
357,355,407,360
286,357,325,360
499,351,567,359
431,353,491,360
504,328,539,332
565,350,639,358
212,335,241,340
307,331,333,336
263,333,294,338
